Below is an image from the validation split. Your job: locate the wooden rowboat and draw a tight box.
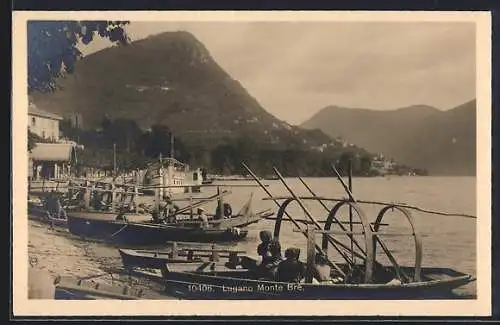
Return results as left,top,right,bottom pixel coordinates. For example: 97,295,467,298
66,214,250,246
160,259,475,300
118,244,247,269
54,276,146,300
66,192,268,245
28,196,69,228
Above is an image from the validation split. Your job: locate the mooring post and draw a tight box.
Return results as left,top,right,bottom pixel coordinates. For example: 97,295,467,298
111,181,117,213
172,242,179,260
189,195,193,219
306,225,316,284
154,188,160,215
83,184,90,210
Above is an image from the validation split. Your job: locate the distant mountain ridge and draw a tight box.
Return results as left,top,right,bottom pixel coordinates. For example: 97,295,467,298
300,100,476,176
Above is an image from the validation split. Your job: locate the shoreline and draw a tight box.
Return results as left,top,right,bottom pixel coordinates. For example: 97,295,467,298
27,218,171,300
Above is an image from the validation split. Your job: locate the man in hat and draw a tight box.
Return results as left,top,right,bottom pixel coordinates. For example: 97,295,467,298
197,207,209,228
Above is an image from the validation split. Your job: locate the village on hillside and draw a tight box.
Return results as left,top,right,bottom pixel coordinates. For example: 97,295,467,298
27,98,421,187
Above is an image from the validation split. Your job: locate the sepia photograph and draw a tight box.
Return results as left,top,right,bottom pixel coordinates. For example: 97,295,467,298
12,11,491,316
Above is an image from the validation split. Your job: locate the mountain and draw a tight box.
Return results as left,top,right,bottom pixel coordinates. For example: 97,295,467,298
30,31,375,176
300,100,476,176
31,31,335,151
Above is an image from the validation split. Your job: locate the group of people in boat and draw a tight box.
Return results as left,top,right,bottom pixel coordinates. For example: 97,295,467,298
151,196,180,223
150,196,234,226
253,230,344,284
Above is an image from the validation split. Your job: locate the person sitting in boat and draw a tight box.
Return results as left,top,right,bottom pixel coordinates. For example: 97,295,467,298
153,201,168,223
115,206,129,222
223,203,233,219
310,253,344,284
257,238,282,280
128,200,137,213
197,207,210,228
136,203,146,214
43,191,57,220
90,192,105,211
257,230,273,260
276,247,306,283
55,195,67,220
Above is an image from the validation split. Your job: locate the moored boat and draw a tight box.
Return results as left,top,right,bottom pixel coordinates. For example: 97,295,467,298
66,213,250,246
28,193,69,228
118,244,247,269
160,263,474,300
66,181,270,245
54,275,146,300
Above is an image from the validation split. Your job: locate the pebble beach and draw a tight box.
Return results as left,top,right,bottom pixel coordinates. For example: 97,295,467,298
27,217,169,300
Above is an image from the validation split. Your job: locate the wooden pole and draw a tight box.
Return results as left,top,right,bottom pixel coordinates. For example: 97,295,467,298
348,159,355,265
172,242,179,259
189,195,193,219
170,134,174,159
113,143,117,177
111,181,117,213
305,225,315,283
216,186,223,219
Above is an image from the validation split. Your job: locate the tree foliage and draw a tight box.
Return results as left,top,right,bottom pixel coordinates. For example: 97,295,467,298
28,20,130,93
28,130,43,152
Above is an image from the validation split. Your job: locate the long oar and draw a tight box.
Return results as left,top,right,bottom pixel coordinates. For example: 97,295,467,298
242,163,348,277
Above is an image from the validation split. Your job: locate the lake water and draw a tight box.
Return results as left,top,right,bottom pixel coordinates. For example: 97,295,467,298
41,176,478,297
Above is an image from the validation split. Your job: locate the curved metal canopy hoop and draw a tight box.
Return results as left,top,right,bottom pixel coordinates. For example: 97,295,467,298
374,205,422,282
273,198,295,239
322,200,375,283
321,200,350,251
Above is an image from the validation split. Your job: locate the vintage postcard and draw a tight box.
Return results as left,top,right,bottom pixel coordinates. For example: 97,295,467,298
12,10,491,317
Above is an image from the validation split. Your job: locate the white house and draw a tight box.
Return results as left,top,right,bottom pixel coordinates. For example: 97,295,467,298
28,102,63,141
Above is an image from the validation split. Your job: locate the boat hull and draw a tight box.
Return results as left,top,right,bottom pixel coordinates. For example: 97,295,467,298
66,212,249,246
118,249,204,269
161,268,475,300
54,276,144,300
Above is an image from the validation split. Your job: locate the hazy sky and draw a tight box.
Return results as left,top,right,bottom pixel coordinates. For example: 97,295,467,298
80,21,476,125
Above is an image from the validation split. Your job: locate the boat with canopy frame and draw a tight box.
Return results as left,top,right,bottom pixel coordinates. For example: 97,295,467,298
144,162,476,300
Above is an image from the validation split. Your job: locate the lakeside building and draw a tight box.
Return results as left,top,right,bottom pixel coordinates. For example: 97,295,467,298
28,101,83,181
28,102,63,141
